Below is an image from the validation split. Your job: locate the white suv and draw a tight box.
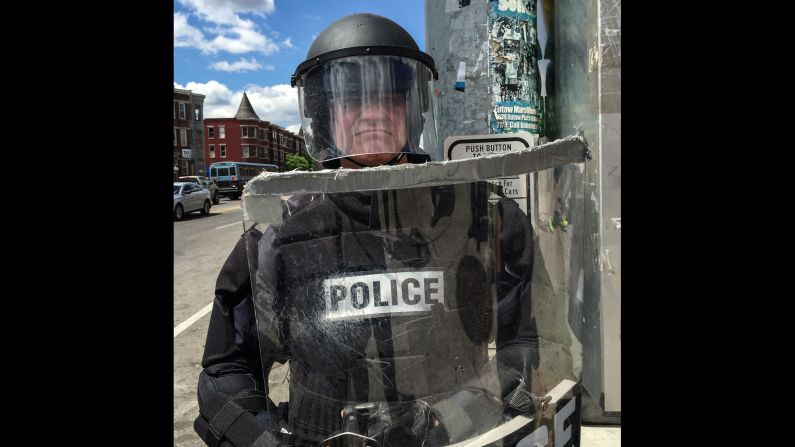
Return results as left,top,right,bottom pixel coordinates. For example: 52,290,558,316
174,182,212,220
178,175,220,205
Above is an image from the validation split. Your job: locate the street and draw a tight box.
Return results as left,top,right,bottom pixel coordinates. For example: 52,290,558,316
173,197,247,446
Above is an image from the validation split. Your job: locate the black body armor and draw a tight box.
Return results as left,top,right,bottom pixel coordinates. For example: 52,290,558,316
250,183,538,443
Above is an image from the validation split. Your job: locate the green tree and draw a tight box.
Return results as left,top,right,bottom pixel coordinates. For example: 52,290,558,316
285,153,314,171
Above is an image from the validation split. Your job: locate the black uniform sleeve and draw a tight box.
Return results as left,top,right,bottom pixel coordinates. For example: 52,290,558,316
494,197,539,378
200,231,262,373
194,232,305,447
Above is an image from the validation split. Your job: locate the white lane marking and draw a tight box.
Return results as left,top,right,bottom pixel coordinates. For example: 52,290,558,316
215,221,243,230
174,302,214,337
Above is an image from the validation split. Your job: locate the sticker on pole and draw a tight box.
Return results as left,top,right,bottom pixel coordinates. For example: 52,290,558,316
444,132,535,212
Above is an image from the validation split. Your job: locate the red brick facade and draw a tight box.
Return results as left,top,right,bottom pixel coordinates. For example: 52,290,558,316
204,119,304,172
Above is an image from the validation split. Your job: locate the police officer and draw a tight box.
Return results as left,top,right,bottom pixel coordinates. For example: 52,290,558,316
195,13,539,447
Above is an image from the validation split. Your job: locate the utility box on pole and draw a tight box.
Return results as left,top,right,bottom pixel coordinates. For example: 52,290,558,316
425,0,621,426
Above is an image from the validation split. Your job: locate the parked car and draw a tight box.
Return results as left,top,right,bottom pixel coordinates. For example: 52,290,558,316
174,182,212,220
178,175,220,205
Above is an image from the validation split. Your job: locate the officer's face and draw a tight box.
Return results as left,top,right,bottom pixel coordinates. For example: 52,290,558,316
330,93,408,165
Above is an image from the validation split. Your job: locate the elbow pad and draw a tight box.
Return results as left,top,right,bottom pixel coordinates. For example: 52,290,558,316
195,368,270,446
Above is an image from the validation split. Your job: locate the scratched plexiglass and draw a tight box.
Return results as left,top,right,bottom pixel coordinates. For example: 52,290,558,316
240,143,587,445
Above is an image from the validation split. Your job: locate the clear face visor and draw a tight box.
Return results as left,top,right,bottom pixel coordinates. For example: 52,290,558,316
296,55,438,163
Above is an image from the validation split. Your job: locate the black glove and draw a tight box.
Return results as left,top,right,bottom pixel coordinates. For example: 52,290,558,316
423,389,505,443
409,400,450,445
196,410,316,447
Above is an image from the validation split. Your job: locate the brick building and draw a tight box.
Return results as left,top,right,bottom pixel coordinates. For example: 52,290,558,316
203,92,305,172
173,88,206,178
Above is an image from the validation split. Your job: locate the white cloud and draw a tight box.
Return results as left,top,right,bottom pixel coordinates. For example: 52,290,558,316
208,20,279,54
174,80,237,117
175,0,281,55
208,57,263,72
264,64,275,71
243,84,301,128
286,124,302,134
281,37,294,49
177,0,275,25
174,80,301,130
174,12,210,51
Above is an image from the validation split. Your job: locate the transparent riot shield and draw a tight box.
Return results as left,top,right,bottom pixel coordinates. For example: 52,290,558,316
242,136,588,447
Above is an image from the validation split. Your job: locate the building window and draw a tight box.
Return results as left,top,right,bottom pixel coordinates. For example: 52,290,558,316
180,128,188,147
219,126,225,139
194,107,201,121
257,147,264,158
179,103,186,120
208,127,214,138
220,145,226,158
174,129,177,146
242,145,250,158
209,145,215,158
241,127,247,138
181,160,189,175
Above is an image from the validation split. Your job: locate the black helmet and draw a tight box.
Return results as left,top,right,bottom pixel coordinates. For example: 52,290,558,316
291,13,440,164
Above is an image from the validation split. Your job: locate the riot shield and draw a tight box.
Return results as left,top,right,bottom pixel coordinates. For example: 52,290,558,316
242,136,588,447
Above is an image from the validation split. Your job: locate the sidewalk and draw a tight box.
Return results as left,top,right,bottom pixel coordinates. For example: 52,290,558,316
581,425,621,446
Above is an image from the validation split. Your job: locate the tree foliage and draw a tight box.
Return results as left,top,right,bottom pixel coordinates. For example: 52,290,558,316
285,153,314,171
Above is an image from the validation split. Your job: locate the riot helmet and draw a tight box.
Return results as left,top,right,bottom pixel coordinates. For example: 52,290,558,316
291,14,440,165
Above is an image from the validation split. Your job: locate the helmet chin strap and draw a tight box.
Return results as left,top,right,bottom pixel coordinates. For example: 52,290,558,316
346,153,405,168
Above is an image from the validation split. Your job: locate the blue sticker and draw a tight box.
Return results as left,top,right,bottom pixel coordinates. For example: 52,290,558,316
455,61,466,92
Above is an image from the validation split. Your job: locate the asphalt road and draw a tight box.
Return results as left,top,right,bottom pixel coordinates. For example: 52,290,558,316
173,197,248,446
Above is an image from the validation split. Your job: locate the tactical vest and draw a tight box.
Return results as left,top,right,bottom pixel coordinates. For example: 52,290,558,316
256,182,505,439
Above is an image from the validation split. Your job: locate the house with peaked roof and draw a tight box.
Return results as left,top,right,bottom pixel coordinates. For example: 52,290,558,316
202,92,305,172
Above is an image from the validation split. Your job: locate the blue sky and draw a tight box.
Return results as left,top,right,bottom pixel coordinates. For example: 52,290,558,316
174,0,427,133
